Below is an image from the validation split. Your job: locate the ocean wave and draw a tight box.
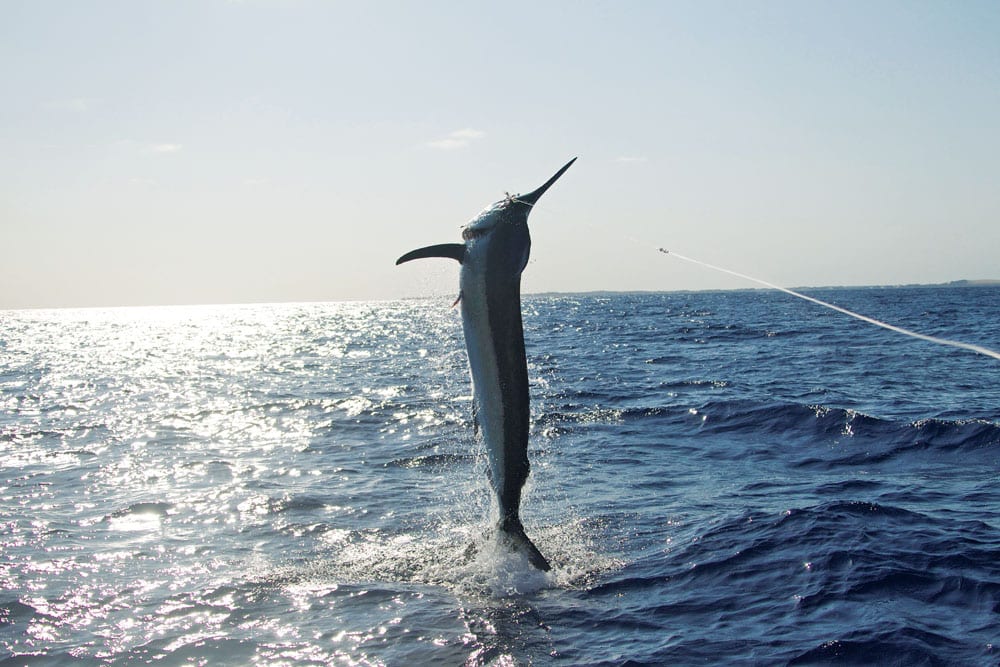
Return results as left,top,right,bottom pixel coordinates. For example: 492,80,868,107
584,497,999,664
685,399,1000,461
383,453,478,469
787,627,970,666
536,397,999,465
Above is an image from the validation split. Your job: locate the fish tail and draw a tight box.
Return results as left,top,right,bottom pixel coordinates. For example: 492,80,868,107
498,517,551,572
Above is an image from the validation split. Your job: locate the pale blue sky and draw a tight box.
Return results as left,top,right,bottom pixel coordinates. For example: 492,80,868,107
2,1,998,308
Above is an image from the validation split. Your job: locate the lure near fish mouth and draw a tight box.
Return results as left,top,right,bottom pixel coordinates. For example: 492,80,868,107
396,158,576,571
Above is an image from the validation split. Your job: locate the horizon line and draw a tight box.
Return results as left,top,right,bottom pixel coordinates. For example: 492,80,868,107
4,279,998,313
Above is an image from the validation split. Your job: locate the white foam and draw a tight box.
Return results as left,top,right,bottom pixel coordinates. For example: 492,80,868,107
282,514,622,601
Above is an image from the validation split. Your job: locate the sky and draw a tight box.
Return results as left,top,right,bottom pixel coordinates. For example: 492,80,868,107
2,1,999,308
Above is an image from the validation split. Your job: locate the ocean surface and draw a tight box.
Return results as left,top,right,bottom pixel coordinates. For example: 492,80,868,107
2,286,999,666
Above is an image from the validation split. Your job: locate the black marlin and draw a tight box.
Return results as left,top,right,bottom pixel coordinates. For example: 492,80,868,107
396,158,576,571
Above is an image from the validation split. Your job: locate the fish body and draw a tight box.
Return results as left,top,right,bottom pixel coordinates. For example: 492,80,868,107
396,159,575,571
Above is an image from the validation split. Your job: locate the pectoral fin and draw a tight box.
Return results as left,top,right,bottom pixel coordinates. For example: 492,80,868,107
395,243,466,265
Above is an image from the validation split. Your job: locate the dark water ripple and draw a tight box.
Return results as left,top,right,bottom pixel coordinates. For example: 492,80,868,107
2,288,999,665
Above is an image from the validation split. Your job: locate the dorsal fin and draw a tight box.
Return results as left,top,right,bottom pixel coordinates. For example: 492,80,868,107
395,243,466,265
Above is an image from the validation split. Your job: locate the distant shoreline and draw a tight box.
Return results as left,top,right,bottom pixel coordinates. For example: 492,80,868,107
927,279,1000,287
531,279,1000,298
792,279,1000,291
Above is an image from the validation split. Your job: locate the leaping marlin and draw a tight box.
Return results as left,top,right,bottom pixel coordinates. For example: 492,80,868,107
396,158,576,571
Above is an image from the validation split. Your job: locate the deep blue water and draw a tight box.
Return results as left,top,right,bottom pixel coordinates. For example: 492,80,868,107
2,287,999,665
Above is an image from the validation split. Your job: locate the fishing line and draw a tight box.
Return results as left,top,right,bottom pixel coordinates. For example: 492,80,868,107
507,183,999,362
657,248,1000,362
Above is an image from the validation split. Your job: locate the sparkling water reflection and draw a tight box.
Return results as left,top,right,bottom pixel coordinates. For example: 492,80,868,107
2,289,999,664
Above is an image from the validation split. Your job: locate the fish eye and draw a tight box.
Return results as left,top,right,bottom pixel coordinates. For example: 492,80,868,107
462,227,488,241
